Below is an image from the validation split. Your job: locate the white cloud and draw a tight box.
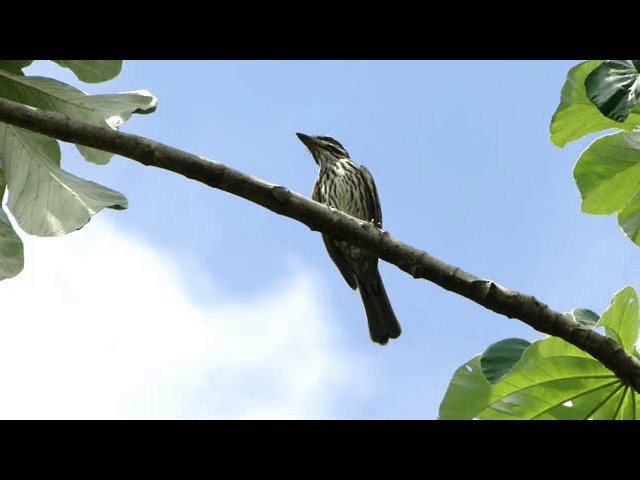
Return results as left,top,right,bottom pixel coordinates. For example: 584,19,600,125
0,217,360,419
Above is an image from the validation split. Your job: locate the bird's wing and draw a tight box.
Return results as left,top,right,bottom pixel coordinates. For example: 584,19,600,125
359,165,383,228
322,235,358,290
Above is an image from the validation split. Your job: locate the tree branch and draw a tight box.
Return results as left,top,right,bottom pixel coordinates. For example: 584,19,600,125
0,97,639,391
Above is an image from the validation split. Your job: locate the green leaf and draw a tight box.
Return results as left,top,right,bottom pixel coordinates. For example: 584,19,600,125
440,335,637,420
51,60,123,83
75,146,115,165
550,61,640,148
589,384,632,419
596,286,640,357
0,70,158,164
574,131,640,215
618,193,640,245
0,72,158,129
441,285,640,420
439,356,492,420
585,60,640,123
571,308,600,328
0,123,127,236
74,89,158,164
480,338,531,383
0,168,23,280
480,337,620,420
616,387,638,419
0,61,34,75
541,382,624,420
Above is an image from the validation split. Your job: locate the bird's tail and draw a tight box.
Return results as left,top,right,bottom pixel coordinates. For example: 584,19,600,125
358,269,401,345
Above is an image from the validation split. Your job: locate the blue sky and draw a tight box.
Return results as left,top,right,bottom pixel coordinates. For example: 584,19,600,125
2,60,637,419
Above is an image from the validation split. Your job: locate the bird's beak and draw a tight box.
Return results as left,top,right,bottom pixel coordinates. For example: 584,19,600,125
296,132,315,149
296,132,321,165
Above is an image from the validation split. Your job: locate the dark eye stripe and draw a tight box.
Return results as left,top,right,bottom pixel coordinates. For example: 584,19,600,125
325,144,346,157
312,135,350,158
317,136,345,148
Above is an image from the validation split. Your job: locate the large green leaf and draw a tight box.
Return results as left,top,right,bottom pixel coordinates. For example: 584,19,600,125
480,338,531,384
440,287,640,419
574,131,640,215
0,71,157,128
597,286,640,358
618,193,640,245
51,60,122,83
0,123,127,236
438,356,492,420
439,336,634,420
550,61,640,148
74,89,158,164
0,168,23,280
585,60,640,123
0,61,34,76
0,70,157,164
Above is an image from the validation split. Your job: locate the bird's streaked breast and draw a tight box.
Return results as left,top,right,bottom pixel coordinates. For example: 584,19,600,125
313,159,371,221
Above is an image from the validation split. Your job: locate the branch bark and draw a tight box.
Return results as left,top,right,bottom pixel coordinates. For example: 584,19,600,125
0,97,639,391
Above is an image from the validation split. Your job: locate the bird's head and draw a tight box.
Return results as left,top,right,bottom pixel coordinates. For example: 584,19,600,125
296,132,351,166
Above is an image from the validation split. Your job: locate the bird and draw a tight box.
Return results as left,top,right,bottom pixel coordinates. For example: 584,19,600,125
296,132,401,345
